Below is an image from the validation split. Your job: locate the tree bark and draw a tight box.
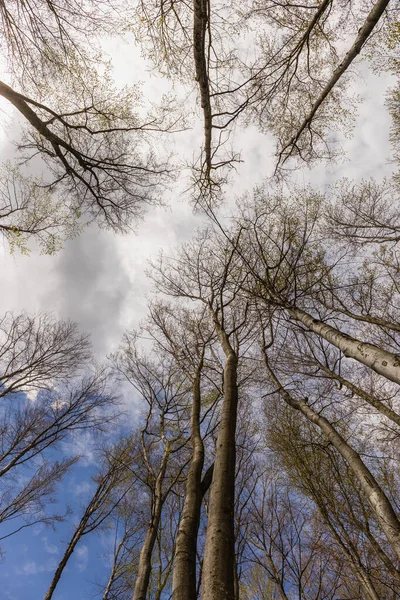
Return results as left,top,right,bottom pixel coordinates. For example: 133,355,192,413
193,0,212,175
172,368,205,600
201,322,238,600
132,448,169,600
290,306,400,385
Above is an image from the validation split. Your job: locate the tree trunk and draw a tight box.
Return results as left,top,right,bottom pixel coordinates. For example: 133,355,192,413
263,353,400,562
277,0,390,165
321,511,381,600
103,535,126,600
172,369,205,600
132,451,168,600
193,0,212,175
43,471,115,600
290,306,400,385
44,528,85,600
264,553,290,600
201,323,238,600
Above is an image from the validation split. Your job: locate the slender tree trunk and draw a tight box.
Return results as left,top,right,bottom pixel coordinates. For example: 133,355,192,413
277,0,390,164
44,470,117,600
44,527,85,600
264,553,290,600
132,450,169,600
193,0,212,175
103,535,126,600
357,574,381,600
172,368,205,600
290,306,400,385
320,510,381,600
322,304,400,333
316,360,400,427
233,556,240,600
363,524,400,584
263,352,400,561
132,512,162,600
201,323,238,600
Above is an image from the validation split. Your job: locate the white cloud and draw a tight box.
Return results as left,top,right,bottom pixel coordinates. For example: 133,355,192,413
72,481,93,496
32,524,45,536
42,537,59,555
25,389,38,402
21,562,40,576
16,558,57,576
75,544,88,572
61,429,97,464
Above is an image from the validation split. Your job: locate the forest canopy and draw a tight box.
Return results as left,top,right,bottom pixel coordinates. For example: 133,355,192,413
1,0,400,599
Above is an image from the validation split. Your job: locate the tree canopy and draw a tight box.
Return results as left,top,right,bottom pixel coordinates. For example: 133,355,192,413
1,0,400,598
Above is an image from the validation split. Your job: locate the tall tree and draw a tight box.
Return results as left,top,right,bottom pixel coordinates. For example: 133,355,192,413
44,442,133,600
113,339,192,600
151,227,255,600
146,302,218,600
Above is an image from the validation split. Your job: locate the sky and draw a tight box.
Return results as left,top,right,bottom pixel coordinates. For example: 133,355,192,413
0,24,397,600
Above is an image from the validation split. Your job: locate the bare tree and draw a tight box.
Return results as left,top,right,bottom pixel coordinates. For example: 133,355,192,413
259,327,400,563
325,179,400,246
266,405,400,598
0,312,90,398
245,477,345,600
113,339,192,600
0,313,119,545
0,164,83,254
0,0,123,87
0,74,174,233
100,496,145,600
146,301,219,600
151,226,256,600
274,0,391,169
229,187,400,384
0,369,119,541
44,441,134,600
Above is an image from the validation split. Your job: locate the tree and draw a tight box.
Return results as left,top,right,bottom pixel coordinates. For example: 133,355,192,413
0,164,82,255
44,442,133,600
0,312,90,397
265,404,400,598
151,227,256,600
0,369,119,542
113,338,192,600
0,74,174,234
0,312,119,545
273,0,391,169
245,477,345,600
0,0,181,248
146,302,218,600
260,341,400,562
3,0,400,596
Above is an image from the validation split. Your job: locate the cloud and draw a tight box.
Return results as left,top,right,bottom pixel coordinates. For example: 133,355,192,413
72,481,93,496
61,429,97,464
43,226,132,358
25,389,38,402
16,558,57,576
75,544,88,572
42,537,59,555
32,524,45,536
